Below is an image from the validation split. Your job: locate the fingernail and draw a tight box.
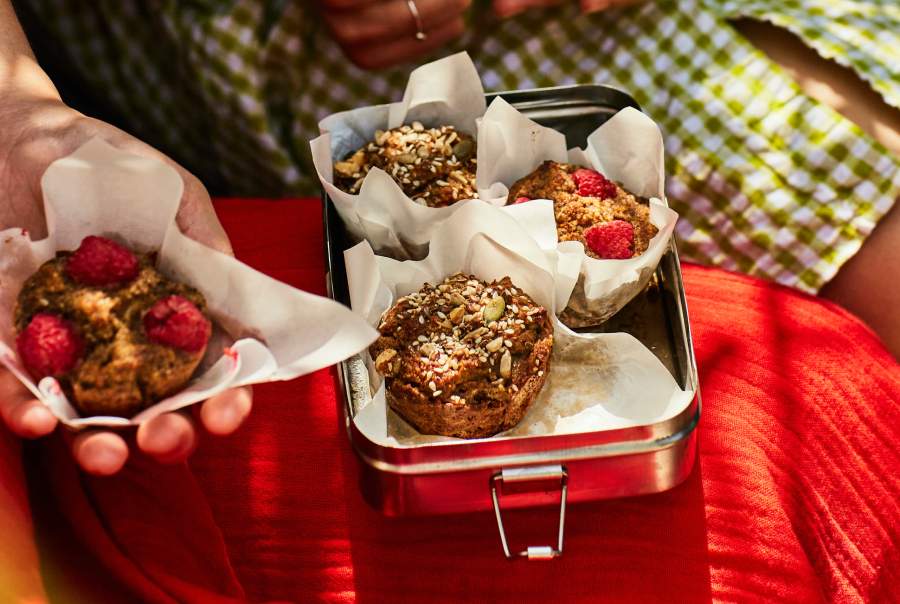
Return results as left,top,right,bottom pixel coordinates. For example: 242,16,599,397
147,423,181,452
493,1,517,17
87,447,125,475
215,404,239,433
581,0,610,13
20,404,56,436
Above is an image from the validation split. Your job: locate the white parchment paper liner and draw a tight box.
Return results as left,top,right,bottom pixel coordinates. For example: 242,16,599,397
343,202,694,447
311,52,503,260
0,138,378,428
478,97,680,326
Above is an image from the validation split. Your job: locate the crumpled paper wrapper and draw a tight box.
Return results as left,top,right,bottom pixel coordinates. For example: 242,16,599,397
311,52,503,260
0,138,378,428
343,202,694,446
478,97,679,326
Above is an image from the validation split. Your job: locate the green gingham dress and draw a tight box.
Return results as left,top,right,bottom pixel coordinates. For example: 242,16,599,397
25,0,900,292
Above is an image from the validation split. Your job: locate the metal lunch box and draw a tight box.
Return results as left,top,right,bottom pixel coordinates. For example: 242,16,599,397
323,86,701,560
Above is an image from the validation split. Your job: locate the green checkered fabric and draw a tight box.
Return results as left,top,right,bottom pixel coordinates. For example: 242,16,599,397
25,0,900,293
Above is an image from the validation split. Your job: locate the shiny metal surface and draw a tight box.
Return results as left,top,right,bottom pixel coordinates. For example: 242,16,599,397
323,85,701,522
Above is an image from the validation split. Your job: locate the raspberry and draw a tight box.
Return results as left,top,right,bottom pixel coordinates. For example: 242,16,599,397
584,220,635,259
16,313,83,379
513,196,531,204
573,168,617,199
143,295,211,353
66,236,139,286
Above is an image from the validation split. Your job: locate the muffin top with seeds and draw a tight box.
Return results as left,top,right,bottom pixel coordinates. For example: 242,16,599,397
369,273,553,437
332,123,478,208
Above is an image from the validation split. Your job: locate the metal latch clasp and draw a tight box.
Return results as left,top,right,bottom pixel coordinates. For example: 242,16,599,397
490,464,568,560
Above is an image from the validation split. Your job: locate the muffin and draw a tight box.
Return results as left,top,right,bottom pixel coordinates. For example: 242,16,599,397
508,161,658,259
333,122,478,207
14,236,212,417
369,273,553,439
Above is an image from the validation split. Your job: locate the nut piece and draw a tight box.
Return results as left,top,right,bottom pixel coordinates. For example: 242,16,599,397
375,349,398,375
483,295,506,323
452,139,474,160
334,150,364,176
499,349,512,378
449,292,467,306
486,337,504,352
396,153,417,164
449,305,466,325
449,170,468,184
463,326,488,341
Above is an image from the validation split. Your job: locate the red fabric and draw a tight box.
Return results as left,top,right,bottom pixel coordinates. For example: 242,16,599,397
10,198,898,603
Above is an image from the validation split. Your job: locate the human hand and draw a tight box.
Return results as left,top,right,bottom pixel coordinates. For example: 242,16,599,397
0,96,253,475
320,0,471,70
493,0,642,18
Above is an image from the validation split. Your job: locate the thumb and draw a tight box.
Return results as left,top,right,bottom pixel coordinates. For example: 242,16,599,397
172,167,233,257
80,117,233,256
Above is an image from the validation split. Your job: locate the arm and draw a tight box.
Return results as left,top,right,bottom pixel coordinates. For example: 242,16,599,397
0,0,56,100
0,0,253,474
738,19,900,359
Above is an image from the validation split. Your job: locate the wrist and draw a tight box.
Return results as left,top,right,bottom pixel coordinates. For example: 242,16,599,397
0,1,61,107
0,55,61,108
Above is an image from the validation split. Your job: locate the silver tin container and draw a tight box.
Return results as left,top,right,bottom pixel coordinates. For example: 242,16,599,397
323,86,701,559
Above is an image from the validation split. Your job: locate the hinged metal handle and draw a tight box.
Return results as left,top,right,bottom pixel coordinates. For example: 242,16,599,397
490,464,568,560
